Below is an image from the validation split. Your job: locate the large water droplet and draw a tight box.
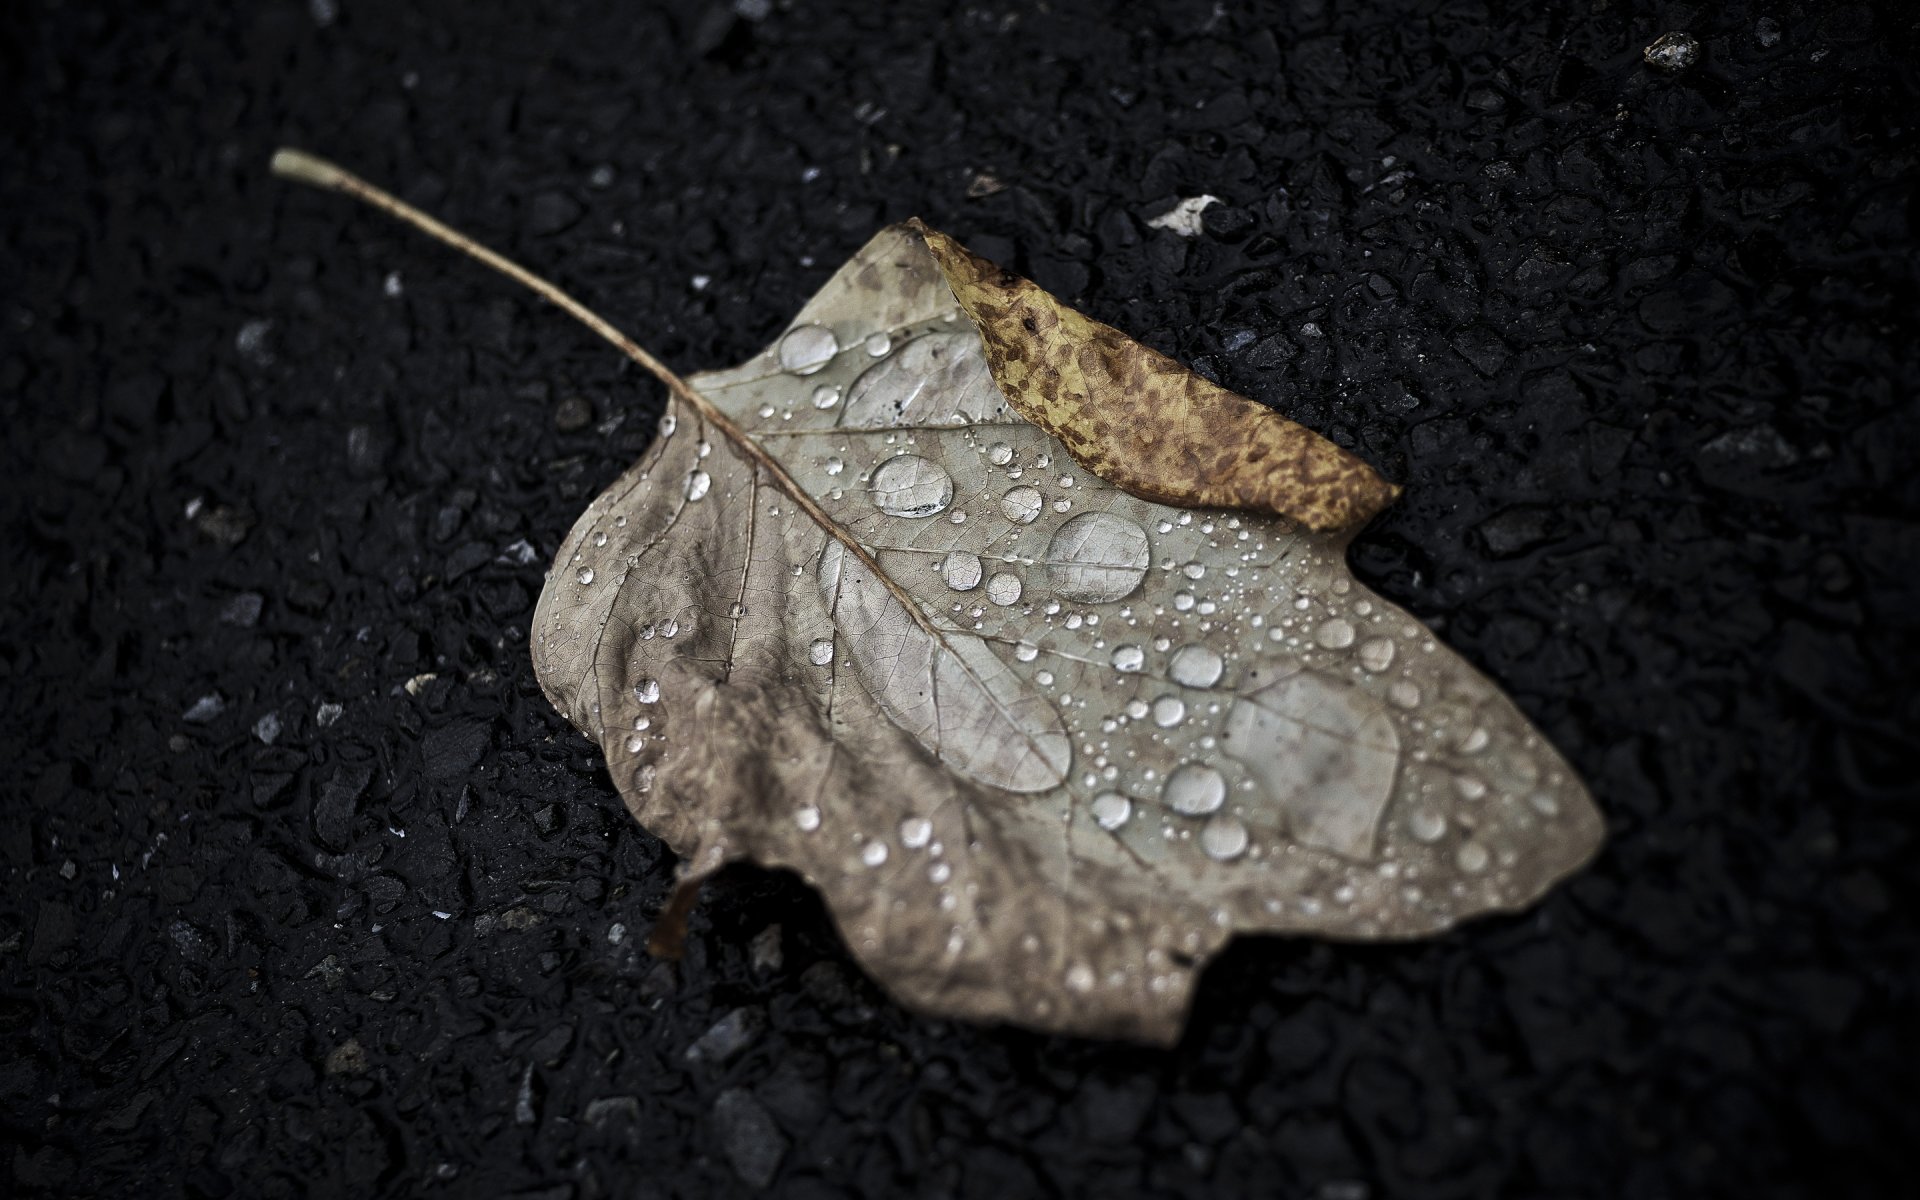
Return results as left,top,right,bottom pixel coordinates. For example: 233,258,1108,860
808,637,835,665
1168,644,1224,688
1045,512,1151,603
899,816,932,849
1315,617,1356,649
633,679,661,704
986,571,1023,606
778,323,838,374
869,455,954,518
1405,808,1447,843
1110,644,1145,672
940,550,983,591
987,442,1013,466
685,469,712,502
1201,815,1249,861
1000,485,1043,524
841,332,999,427
1163,763,1226,815
1091,792,1132,830
1358,637,1396,672
1151,695,1187,727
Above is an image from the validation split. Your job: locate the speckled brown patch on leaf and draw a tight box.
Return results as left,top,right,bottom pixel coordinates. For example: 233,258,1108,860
909,220,1399,532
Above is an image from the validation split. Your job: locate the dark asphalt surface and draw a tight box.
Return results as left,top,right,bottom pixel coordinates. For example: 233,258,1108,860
4,1,1917,1196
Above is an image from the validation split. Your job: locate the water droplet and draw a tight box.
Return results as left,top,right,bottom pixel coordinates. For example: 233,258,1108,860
862,840,889,867
1034,669,1055,686
1201,815,1249,861
1406,808,1447,843
1358,637,1396,672
986,571,1023,606
869,455,954,518
576,568,595,585
929,861,952,884
1315,617,1356,649
1065,963,1095,992
1388,680,1421,708
633,679,661,704
987,442,1013,466
1173,592,1196,612
1168,644,1224,688
1000,485,1043,524
1124,698,1149,720
685,469,712,502
899,816,932,849
659,412,677,436
1455,841,1490,874
811,383,841,409
1457,726,1490,755
864,329,893,356
1151,695,1186,727
795,806,821,832
1529,791,1561,817
1045,512,1151,603
1453,775,1488,801
1110,644,1145,672
624,734,645,754
1091,792,1132,830
808,637,834,665
778,323,838,374
1181,562,1205,580
1013,641,1040,662
940,550,983,591
824,456,844,476
1162,763,1225,815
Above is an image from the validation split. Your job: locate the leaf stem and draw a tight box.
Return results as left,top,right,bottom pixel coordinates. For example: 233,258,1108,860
270,148,938,636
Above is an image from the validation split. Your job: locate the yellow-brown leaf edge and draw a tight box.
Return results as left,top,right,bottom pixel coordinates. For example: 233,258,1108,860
908,219,1401,533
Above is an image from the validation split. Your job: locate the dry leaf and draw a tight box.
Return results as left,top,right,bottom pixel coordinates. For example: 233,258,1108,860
275,152,1603,1045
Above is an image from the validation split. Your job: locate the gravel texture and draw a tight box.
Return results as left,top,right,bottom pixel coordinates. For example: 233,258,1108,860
4,1,1917,1196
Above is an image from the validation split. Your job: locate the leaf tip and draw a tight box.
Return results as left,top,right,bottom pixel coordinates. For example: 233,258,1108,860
270,147,348,191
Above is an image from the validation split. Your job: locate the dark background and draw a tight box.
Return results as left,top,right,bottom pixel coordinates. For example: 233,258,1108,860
4,0,1917,1196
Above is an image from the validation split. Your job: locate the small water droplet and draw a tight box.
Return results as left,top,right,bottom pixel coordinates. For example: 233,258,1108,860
1168,644,1224,688
1065,963,1095,992
778,323,838,375
1162,762,1225,814
1152,695,1187,727
870,455,954,518
1110,644,1145,672
1315,617,1356,649
633,679,661,704
987,442,1013,466
1406,808,1447,842
1124,698,1150,720
1013,641,1040,662
1358,637,1396,672
659,412,677,436
1173,591,1196,612
1181,562,1206,580
1388,680,1421,708
862,840,889,867
899,816,932,849
1201,815,1249,861
1091,792,1132,830
929,861,952,884
864,330,893,356
685,469,712,502
940,550,983,591
576,568,595,585
796,806,821,832
624,734,645,754
1000,485,1043,524
824,456,844,476
1529,791,1561,817
1034,669,1055,686
808,637,834,665
1455,841,1490,874
811,383,841,409
986,571,1023,606
1457,726,1490,755
1453,775,1488,801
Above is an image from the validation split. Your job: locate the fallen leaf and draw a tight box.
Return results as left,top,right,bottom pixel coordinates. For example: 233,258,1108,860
275,151,1603,1044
